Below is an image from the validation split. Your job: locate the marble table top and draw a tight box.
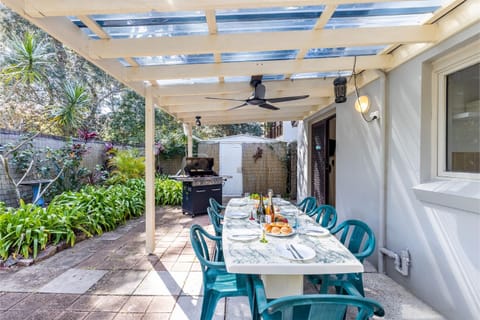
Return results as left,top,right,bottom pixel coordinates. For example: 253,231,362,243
223,198,363,275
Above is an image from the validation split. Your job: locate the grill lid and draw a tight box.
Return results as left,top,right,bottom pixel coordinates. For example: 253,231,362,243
184,157,216,176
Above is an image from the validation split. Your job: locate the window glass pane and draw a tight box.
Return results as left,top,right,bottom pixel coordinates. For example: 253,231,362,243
446,63,480,173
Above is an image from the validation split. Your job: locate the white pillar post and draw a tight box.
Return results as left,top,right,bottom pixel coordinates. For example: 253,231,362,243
183,123,193,157
145,83,155,254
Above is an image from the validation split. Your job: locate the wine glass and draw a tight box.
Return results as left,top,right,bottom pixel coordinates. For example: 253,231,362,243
259,214,268,243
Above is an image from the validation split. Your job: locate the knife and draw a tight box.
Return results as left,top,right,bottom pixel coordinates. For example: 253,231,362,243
290,244,304,259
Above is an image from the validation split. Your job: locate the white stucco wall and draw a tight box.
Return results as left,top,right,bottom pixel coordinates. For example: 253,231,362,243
298,23,480,319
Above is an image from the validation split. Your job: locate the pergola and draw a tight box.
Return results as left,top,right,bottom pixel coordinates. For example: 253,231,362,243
3,0,477,253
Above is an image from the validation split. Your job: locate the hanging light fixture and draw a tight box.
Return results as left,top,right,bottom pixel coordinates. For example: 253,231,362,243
354,95,370,113
352,56,378,122
333,76,347,103
195,116,201,126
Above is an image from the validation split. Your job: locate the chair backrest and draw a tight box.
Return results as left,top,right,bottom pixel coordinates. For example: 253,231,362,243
190,224,224,273
253,276,384,320
209,197,225,213
207,207,223,236
297,196,317,215
331,219,376,262
313,204,338,230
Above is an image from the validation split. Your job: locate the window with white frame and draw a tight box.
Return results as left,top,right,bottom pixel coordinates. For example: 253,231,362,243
433,41,480,179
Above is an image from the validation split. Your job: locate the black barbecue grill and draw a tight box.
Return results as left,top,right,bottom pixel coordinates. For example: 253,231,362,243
178,157,223,217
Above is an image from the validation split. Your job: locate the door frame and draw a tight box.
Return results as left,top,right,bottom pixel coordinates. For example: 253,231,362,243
307,113,336,205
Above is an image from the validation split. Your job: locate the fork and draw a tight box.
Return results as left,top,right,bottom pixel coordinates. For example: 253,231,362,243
285,244,298,259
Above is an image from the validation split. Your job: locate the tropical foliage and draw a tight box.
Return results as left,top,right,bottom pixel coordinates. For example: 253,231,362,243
0,177,182,261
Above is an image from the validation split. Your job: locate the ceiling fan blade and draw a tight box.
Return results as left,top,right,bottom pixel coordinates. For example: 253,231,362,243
259,103,279,110
266,95,309,103
228,102,249,110
205,97,246,102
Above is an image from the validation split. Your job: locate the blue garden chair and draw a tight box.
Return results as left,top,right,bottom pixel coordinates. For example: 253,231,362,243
252,275,384,320
314,219,376,296
207,206,224,237
312,204,338,230
209,197,225,214
190,224,255,320
297,196,317,215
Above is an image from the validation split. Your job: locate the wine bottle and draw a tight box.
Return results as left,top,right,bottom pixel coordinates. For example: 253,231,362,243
257,193,266,223
268,192,275,222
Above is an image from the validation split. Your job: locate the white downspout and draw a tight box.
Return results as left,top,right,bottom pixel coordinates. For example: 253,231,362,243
375,70,388,274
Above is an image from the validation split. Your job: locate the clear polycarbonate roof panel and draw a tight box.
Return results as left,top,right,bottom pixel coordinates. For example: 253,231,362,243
305,46,386,59
216,6,324,33
291,71,352,80
222,50,298,63
135,54,214,66
326,0,448,28
72,11,208,39
156,78,219,86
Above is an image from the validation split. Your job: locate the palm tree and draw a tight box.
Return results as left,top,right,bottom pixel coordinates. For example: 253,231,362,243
50,82,90,136
1,31,51,85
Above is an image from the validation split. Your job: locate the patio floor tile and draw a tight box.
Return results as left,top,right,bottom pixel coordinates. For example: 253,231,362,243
91,295,128,312
83,311,116,320
113,313,144,320
68,295,100,311
39,269,107,294
142,313,171,320
54,311,89,320
119,296,153,313
146,296,178,313
225,297,252,320
90,270,148,295
133,271,188,296
171,295,224,320
0,292,29,310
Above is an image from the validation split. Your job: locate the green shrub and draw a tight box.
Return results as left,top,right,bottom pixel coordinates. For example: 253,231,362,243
0,177,181,261
155,178,182,205
0,200,65,259
107,150,145,184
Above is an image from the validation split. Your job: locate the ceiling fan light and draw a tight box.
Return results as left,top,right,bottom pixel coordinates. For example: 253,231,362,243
333,76,347,103
195,116,201,126
354,95,370,113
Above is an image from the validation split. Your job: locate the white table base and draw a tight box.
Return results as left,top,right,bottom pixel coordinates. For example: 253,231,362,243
261,274,303,298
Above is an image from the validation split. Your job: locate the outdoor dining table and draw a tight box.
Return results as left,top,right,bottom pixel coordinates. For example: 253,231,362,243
222,197,363,298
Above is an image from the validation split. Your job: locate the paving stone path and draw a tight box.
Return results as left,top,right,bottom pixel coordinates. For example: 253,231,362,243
0,206,444,320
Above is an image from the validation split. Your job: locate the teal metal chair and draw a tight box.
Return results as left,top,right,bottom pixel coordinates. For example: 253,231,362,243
312,204,337,230
252,275,384,320
207,206,224,237
209,197,225,214
315,219,376,296
297,196,317,215
190,224,255,320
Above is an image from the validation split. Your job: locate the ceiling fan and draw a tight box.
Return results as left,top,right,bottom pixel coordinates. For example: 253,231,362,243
205,75,309,110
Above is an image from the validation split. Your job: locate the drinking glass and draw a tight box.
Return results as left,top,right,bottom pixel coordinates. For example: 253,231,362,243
259,215,268,243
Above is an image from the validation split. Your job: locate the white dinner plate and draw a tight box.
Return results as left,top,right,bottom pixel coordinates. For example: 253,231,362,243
304,226,330,237
228,233,259,241
227,212,249,219
279,244,316,261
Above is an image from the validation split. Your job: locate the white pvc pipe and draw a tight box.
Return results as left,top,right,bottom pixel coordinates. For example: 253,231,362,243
145,83,156,254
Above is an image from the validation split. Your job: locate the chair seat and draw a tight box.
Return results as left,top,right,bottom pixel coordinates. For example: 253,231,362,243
205,270,250,294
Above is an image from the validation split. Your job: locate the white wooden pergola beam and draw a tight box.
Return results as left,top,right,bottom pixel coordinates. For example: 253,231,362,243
25,0,419,17
168,98,329,117
159,96,328,110
125,55,391,81
89,26,437,59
